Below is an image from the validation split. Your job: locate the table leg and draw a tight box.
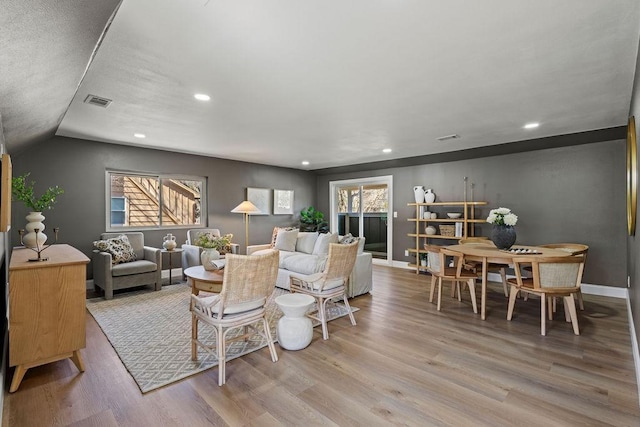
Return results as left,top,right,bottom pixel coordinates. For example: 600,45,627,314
481,257,488,320
168,252,173,285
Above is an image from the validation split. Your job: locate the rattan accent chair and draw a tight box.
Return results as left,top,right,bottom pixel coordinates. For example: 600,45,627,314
289,242,359,340
424,244,479,313
191,250,279,386
507,256,585,336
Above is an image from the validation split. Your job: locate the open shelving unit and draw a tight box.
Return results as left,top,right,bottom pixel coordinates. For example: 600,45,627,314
407,201,487,273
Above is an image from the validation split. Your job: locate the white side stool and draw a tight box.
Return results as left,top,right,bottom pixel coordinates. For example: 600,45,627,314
275,293,315,350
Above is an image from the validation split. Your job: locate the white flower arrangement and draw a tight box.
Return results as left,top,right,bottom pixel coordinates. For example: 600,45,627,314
486,207,518,227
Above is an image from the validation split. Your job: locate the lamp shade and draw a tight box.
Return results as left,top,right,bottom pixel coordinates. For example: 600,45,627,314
231,200,261,214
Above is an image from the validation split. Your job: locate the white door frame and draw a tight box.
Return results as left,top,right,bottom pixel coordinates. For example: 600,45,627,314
329,175,393,265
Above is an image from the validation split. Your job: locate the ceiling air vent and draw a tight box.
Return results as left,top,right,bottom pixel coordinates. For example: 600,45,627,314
84,94,112,108
436,134,460,142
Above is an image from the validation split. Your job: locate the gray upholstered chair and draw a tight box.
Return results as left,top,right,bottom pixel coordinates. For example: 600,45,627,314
93,232,162,299
181,228,239,276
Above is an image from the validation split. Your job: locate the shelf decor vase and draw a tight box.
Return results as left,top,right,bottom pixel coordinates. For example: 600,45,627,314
424,189,436,203
201,248,220,271
491,225,516,250
162,233,177,251
413,186,425,203
23,212,47,249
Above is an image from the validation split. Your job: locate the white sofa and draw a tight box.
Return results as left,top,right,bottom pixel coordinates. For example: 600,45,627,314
247,230,373,298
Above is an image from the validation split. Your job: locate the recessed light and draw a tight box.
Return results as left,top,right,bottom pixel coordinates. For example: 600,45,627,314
301,161,310,166
524,122,539,129
194,94,210,101
133,133,146,138
382,148,392,153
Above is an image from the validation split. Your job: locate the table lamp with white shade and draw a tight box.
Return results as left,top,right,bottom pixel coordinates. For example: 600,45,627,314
231,200,262,253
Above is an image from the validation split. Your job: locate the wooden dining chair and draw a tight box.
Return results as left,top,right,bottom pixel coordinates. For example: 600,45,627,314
191,250,279,386
539,244,588,310
507,255,585,336
424,244,479,313
459,237,510,297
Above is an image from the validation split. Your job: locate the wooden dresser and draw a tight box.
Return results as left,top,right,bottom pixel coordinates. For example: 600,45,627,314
8,244,90,392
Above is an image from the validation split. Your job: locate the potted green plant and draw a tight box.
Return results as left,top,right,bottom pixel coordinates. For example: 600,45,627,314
12,173,64,212
299,206,328,232
194,232,233,252
194,232,234,271
11,173,64,248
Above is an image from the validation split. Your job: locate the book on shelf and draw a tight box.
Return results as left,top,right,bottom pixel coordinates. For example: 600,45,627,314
455,222,463,237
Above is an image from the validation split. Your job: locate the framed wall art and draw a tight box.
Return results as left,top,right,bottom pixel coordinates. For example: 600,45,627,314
273,189,294,215
247,187,270,215
1,153,11,232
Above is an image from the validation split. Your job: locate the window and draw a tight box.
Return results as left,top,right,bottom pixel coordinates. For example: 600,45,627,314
107,171,206,230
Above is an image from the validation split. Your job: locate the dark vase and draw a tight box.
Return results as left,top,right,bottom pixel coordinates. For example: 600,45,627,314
491,225,516,249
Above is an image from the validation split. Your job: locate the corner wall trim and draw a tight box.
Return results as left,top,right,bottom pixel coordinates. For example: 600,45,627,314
626,293,640,407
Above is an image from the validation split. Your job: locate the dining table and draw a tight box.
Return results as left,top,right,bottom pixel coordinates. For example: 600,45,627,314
445,244,573,320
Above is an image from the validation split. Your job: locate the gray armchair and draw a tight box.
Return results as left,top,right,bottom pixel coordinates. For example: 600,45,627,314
181,229,239,276
93,232,162,299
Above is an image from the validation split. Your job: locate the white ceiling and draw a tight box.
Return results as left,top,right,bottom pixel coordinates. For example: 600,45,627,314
4,1,640,170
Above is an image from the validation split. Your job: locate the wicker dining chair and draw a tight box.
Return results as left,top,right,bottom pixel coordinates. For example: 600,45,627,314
191,250,279,386
507,255,585,336
424,244,479,313
536,244,588,310
289,242,359,340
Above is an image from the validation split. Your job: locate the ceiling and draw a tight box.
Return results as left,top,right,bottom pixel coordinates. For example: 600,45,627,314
3,1,640,170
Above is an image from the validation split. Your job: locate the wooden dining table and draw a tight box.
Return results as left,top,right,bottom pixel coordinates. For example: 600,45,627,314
445,244,572,320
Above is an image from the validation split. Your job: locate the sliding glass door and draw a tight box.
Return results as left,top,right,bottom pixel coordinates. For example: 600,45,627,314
330,176,393,262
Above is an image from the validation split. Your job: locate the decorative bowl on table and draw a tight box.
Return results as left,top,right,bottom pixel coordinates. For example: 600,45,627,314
446,212,462,219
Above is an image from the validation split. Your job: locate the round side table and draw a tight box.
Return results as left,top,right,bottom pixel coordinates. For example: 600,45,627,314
275,293,315,350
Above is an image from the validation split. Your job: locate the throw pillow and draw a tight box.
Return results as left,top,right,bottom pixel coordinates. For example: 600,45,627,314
274,228,298,252
339,233,360,245
295,232,319,254
270,226,297,248
312,232,339,255
93,234,137,265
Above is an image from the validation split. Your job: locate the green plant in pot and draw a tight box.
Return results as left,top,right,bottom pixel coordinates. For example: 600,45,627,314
12,173,64,248
299,206,328,232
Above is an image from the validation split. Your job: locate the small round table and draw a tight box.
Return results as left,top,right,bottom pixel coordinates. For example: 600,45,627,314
184,265,224,296
275,293,315,350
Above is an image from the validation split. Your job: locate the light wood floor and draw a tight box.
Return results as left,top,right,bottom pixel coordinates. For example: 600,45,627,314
4,265,640,426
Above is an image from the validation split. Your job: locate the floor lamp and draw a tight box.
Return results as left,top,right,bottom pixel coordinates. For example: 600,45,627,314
231,200,261,253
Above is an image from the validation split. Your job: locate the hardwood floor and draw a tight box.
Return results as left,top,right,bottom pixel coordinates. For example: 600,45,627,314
3,265,640,426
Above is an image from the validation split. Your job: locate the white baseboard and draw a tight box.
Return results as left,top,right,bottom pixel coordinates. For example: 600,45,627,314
627,296,640,407
384,262,631,299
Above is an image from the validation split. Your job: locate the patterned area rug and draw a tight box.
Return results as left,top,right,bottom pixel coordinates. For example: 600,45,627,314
86,283,357,393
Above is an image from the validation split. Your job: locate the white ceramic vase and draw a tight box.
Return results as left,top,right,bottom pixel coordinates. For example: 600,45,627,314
163,233,177,250
425,225,437,235
201,248,220,271
413,186,425,203
424,189,436,203
23,212,47,249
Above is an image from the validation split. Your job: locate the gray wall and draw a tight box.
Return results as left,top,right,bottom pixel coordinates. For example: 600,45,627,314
316,140,626,287
10,136,316,277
